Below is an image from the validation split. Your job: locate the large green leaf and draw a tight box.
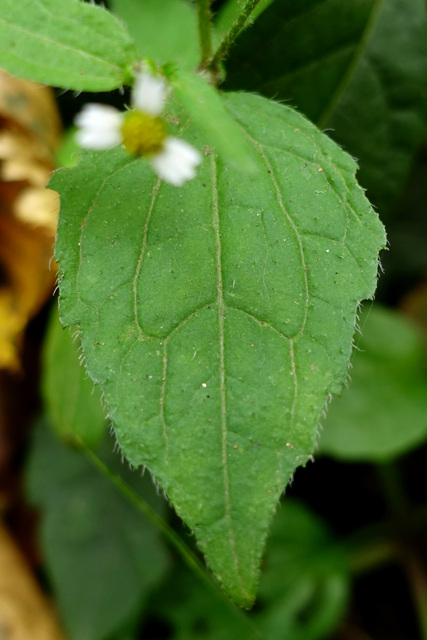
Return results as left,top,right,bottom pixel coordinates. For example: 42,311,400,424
318,305,427,462
110,0,199,68
0,0,137,91
27,421,169,640
52,92,385,606
223,0,427,213
325,0,427,213
43,304,107,448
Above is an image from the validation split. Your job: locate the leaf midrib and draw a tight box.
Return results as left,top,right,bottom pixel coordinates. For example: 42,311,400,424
211,154,247,599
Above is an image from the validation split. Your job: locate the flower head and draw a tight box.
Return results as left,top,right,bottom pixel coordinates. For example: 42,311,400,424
74,70,201,186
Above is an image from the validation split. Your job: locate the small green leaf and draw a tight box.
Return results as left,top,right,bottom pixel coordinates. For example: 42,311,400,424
56,126,80,169
110,0,199,68
42,303,107,448
53,92,385,606
255,501,349,640
318,305,427,462
169,68,259,173
0,0,137,91
148,567,255,640
27,420,169,640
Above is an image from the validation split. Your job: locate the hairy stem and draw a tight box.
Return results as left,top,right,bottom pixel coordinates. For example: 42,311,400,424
208,0,263,72
377,460,408,518
197,0,213,67
377,461,427,639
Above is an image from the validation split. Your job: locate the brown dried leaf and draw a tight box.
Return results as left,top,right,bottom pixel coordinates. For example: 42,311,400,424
0,71,61,159
0,523,65,640
0,72,61,371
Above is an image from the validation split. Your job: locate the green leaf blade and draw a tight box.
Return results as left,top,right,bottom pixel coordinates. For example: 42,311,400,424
42,304,107,448
110,0,199,68
325,0,427,212
318,305,427,462
222,0,375,123
53,93,385,606
27,422,169,640
0,0,137,91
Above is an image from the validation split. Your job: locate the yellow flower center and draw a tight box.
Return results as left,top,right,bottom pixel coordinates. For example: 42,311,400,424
121,111,168,156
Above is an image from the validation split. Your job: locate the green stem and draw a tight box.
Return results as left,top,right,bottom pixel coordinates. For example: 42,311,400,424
83,444,204,580
340,519,427,640
376,460,408,518
376,461,427,638
342,517,397,575
208,0,263,72
345,500,427,571
80,442,262,639
197,0,213,67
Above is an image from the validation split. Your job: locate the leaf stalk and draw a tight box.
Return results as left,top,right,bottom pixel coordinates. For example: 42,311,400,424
81,441,262,638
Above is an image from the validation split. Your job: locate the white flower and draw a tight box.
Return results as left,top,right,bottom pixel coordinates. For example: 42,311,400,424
75,104,123,150
132,71,167,116
151,137,201,186
74,70,201,186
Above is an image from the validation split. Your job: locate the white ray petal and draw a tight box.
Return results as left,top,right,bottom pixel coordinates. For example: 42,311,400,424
151,137,202,186
75,104,123,150
132,71,168,116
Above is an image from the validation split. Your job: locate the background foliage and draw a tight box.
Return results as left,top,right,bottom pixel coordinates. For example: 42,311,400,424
0,0,427,638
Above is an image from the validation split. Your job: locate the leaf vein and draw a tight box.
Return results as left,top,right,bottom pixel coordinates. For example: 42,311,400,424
250,137,310,339
133,179,161,337
288,125,363,235
225,306,291,342
164,303,216,342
